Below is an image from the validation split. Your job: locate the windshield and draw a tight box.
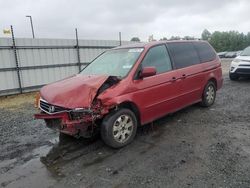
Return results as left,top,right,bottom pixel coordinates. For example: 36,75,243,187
241,46,250,56
80,48,144,78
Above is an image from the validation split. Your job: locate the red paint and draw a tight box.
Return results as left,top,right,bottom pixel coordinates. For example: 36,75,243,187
40,74,109,108
35,40,223,137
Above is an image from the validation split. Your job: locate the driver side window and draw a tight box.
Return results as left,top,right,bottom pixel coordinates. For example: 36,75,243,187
141,45,172,74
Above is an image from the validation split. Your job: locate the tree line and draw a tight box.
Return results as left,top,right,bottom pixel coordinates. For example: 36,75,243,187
130,29,250,52
201,29,250,52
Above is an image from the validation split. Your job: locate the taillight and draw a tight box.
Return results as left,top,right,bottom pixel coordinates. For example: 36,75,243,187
34,92,40,108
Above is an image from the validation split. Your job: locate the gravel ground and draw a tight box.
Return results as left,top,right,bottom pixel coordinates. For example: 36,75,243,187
0,59,250,188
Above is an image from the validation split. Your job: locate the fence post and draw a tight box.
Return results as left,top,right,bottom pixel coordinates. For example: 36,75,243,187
11,25,22,94
119,32,122,46
75,28,81,72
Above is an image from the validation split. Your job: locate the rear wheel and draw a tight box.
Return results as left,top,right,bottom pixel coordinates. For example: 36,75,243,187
101,108,137,148
200,81,216,107
229,73,239,81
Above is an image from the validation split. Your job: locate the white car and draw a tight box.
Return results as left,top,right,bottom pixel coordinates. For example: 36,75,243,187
229,46,250,80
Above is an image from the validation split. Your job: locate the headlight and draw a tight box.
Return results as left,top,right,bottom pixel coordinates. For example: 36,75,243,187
233,59,241,63
69,108,93,120
34,92,40,108
72,108,92,113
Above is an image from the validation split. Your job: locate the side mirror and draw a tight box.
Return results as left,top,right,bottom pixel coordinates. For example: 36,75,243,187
140,66,156,79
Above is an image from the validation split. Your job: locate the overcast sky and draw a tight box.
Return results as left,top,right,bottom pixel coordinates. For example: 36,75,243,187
0,0,249,41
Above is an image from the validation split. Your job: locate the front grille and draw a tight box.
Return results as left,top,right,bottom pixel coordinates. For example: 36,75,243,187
39,99,69,114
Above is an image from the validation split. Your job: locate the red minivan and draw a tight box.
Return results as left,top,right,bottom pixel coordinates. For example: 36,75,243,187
35,40,223,148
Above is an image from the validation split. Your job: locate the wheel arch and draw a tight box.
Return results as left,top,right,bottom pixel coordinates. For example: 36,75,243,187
205,71,218,90
207,77,217,90
117,101,141,125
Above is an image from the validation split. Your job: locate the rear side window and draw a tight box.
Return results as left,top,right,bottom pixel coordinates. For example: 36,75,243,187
194,42,216,63
141,45,172,74
167,42,200,69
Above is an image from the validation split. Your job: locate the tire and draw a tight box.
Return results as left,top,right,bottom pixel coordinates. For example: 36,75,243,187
229,73,239,81
101,108,137,148
200,81,216,107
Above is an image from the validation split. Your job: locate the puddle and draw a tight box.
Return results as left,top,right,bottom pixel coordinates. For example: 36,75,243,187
0,159,17,169
0,157,58,188
0,137,60,188
41,136,104,167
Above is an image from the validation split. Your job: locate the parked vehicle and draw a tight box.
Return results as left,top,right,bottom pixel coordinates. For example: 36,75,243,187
229,46,250,80
34,40,223,148
217,51,227,58
224,51,237,58
236,50,243,56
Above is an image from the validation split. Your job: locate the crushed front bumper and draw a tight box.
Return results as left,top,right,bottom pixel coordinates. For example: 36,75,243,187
34,112,93,136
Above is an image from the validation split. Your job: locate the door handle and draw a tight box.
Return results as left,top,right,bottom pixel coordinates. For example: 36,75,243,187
171,76,177,82
181,74,186,79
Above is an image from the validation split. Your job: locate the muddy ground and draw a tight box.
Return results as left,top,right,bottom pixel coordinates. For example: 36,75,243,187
0,59,250,188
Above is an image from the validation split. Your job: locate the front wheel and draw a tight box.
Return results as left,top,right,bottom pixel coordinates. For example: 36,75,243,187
200,81,216,107
101,108,137,148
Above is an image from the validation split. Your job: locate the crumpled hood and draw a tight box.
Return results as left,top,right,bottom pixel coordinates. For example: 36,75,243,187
40,74,109,109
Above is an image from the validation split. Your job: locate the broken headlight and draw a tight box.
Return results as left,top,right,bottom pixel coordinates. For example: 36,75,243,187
69,108,93,120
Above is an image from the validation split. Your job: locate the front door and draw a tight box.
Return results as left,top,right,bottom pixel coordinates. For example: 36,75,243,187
131,45,183,124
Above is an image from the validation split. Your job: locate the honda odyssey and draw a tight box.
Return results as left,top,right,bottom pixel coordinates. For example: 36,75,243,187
35,40,223,148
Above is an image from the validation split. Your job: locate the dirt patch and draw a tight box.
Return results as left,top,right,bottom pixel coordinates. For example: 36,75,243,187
0,92,37,110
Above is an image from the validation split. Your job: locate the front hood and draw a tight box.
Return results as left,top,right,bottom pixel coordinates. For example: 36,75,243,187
40,75,109,109
237,55,250,61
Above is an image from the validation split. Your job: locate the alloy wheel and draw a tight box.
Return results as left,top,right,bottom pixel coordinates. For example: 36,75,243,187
113,114,134,143
206,85,215,105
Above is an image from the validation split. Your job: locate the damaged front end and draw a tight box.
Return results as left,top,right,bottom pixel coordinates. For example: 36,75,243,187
34,75,120,138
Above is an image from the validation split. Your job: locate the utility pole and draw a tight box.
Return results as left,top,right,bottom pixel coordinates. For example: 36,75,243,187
26,15,35,38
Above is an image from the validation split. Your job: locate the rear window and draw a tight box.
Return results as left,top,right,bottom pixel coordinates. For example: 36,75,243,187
193,42,216,63
167,42,200,69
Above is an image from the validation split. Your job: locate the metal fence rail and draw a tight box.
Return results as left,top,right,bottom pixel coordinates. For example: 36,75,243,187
0,36,133,96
